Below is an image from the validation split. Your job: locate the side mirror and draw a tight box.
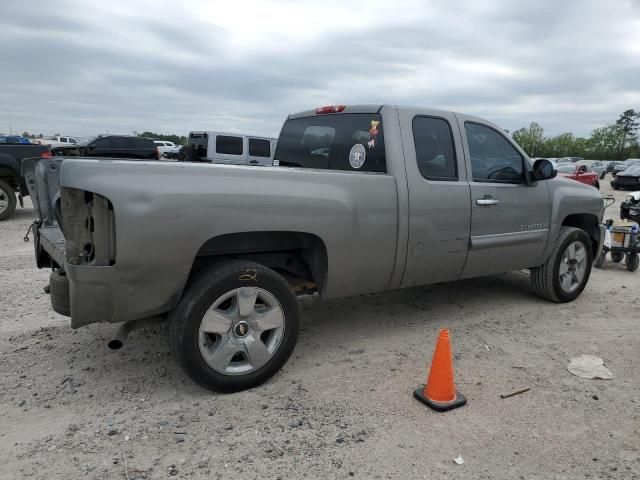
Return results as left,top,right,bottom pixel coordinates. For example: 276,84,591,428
532,158,557,181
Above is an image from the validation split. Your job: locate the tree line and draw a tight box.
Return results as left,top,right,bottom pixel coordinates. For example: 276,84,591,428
511,109,640,160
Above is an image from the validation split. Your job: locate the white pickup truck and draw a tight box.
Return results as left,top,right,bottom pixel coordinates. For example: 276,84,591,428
33,136,80,149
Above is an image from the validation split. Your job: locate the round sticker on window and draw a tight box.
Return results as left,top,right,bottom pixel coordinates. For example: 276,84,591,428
349,144,366,169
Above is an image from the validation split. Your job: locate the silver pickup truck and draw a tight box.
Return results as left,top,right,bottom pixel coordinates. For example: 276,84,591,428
24,104,605,392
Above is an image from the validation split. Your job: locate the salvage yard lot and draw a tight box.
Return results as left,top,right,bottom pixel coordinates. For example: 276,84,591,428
1,183,639,480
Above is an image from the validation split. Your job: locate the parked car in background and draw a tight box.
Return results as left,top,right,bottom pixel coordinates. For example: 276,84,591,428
25,104,605,392
557,156,585,163
185,131,277,165
557,162,600,189
52,135,160,160
33,136,80,148
0,135,32,144
0,143,51,220
153,140,177,156
161,145,182,161
581,160,606,178
611,164,640,190
612,159,640,177
607,160,625,173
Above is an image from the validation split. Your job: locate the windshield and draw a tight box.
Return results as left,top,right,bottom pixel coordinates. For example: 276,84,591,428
624,165,640,175
557,164,576,173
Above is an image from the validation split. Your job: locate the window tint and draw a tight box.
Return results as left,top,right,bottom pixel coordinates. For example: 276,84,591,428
216,135,243,155
249,138,271,157
69,138,77,144
412,116,457,181
92,138,110,148
274,113,386,172
108,137,128,149
465,123,526,182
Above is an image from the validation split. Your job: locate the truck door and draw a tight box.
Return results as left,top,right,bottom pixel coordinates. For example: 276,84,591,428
458,119,551,278
399,111,471,287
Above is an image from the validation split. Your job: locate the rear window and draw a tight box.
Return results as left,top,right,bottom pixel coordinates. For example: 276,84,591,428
274,113,386,172
249,138,271,157
216,135,243,155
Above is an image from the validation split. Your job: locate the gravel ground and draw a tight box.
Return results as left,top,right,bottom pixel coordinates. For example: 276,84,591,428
1,182,639,480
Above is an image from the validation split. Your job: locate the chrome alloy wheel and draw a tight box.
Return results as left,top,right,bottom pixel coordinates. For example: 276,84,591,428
558,241,587,293
198,287,285,375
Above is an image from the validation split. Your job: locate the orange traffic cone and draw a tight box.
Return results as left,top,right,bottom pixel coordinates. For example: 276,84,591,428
413,328,466,412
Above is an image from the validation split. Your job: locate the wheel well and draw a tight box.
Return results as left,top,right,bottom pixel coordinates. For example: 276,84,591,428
187,231,328,295
562,214,600,255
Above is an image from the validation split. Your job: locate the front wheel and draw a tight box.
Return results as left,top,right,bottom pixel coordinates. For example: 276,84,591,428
169,260,299,392
530,227,593,302
626,253,639,272
0,179,17,221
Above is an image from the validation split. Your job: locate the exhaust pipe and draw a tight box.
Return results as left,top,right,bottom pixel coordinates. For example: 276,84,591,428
108,315,166,350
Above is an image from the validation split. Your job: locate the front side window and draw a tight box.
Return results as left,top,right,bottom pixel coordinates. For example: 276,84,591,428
412,116,457,181
274,113,386,172
465,123,526,183
248,138,271,157
216,135,243,155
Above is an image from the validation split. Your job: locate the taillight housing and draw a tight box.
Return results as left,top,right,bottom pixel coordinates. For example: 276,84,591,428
41,150,52,158
316,105,346,114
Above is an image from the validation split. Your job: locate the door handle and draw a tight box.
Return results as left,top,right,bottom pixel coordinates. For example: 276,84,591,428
476,197,500,206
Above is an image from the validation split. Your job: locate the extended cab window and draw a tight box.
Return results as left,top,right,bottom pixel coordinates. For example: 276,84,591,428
216,135,243,155
465,123,526,183
275,113,386,172
413,116,457,181
249,138,271,157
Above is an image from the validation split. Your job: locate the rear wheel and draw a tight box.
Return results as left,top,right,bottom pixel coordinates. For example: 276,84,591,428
50,269,71,316
611,251,624,263
531,227,593,302
594,251,606,268
169,260,299,392
0,179,17,221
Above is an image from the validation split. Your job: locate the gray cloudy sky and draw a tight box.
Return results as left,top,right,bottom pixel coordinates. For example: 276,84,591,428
1,0,639,138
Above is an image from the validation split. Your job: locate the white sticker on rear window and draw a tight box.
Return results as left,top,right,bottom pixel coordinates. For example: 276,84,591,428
349,144,366,169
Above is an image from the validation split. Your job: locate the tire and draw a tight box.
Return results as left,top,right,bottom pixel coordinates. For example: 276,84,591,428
530,227,593,302
0,179,17,221
611,251,624,263
594,181,600,190
50,269,71,316
594,251,606,268
600,171,606,179
626,253,639,272
169,260,299,392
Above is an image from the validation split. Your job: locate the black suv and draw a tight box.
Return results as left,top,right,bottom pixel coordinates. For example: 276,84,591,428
52,136,159,160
